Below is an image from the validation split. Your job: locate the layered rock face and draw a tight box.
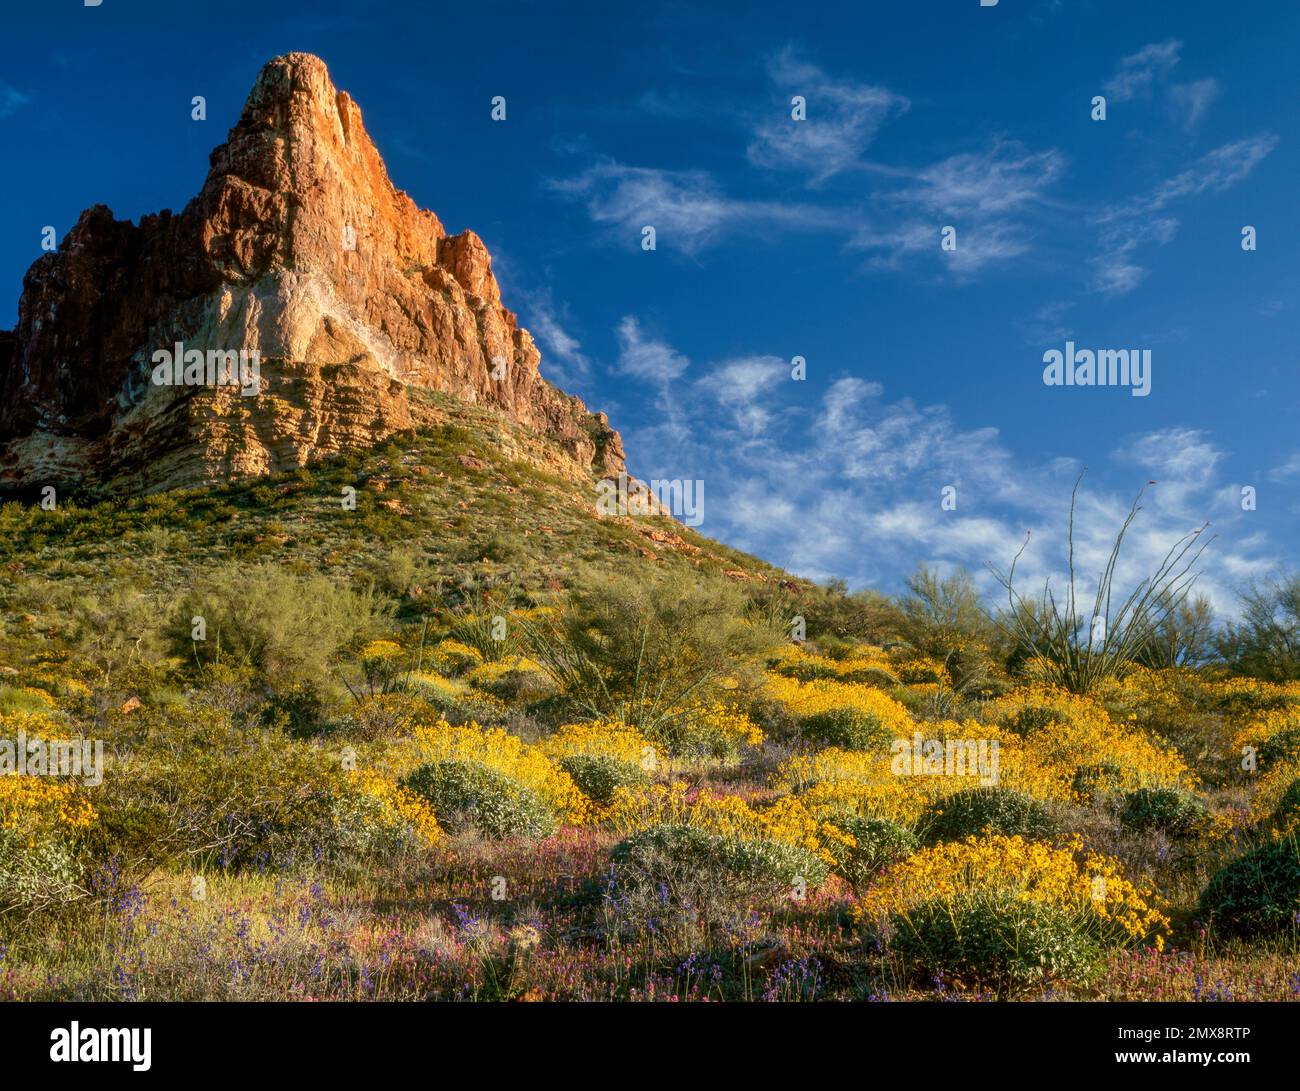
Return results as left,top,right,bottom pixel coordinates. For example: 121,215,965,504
0,52,625,493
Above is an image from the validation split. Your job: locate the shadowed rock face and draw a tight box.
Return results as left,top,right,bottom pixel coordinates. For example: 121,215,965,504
0,52,625,493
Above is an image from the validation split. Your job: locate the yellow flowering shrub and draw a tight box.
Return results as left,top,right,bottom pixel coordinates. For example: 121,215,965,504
0,709,70,741
774,732,1014,823
0,775,95,908
856,834,1169,945
602,779,855,868
769,643,898,682
1246,756,1300,830
981,684,1192,799
688,702,765,748
1233,705,1300,761
429,639,483,672
763,672,913,736
464,655,555,702
359,639,404,660
542,719,653,765
344,768,442,846
0,776,97,842
397,719,590,825
465,655,547,685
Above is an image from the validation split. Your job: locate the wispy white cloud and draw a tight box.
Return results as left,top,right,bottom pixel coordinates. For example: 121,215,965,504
1019,300,1076,345
1267,453,1300,483
1091,135,1276,295
747,48,909,185
852,140,1066,278
615,315,690,384
525,290,591,386
611,322,1272,612
905,142,1066,217
695,355,788,436
1103,40,1223,129
550,160,840,253
1169,77,1222,130
0,81,31,118
1104,40,1182,103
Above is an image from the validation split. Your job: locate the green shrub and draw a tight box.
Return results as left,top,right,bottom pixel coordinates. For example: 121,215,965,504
0,833,84,911
261,681,328,738
1004,706,1064,737
1119,788,1210,838
724,836,830,888
1070,762,1124,803
1271,779,1300,829
1198,837,1300,939
0,684,61,716
557,753,647,806
1259,727,1300,771
775,659,840,682
402,759,555,841
918,787,1057,846
836,666,901,689
831,816,918,887
520,568,778,739
607,824,827,946
612,824,827,890
799,708,892,751
181,563,388,680
890,893,1101,997
92,705,340,872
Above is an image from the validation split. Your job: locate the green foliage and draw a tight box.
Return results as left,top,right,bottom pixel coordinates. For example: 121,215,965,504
831,816,918,887
1270,780,1300,830
1258,727,1300,771
1004,705,1065,737
181,562,388,680
1198,837,1300,940
402,759,556,841
357,544,425,599
0,833,83,912
798,707,892,751
520,568,778,737
918,787,1058,846
444,584,522,662
898,565,994,691
992,474,1209,694
775,658,841,682
0,684,61,716
57,585,170,685
773,579,905,645
890,893,1101,997
1119,788,1210,838
1218,576,1300,682
557,753,647,805
92,704,341,872
608,825,828,935
1070,762,1124,803
1137,592,1217,668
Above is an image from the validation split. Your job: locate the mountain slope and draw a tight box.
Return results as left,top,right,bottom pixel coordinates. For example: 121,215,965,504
0,388,788,619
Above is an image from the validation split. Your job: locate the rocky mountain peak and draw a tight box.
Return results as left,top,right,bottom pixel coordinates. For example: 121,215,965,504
0,52,624,494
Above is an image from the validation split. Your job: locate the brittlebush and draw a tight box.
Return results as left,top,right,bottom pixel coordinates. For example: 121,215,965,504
855,833,1169,947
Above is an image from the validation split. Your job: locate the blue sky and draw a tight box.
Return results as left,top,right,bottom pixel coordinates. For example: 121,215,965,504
2,0,1298,611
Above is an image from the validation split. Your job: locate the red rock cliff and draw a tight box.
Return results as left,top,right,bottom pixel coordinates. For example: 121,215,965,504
0,52,625,492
